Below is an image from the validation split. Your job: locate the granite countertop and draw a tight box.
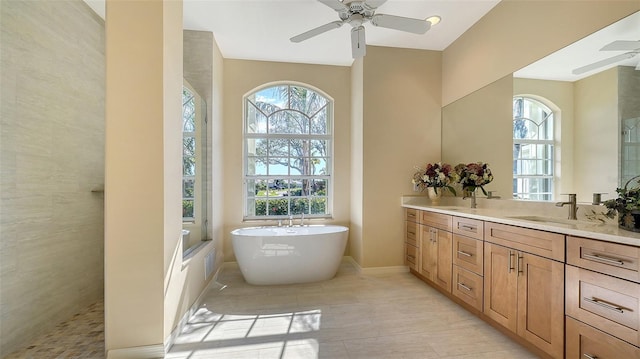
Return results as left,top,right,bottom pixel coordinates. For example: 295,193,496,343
402,196,640,247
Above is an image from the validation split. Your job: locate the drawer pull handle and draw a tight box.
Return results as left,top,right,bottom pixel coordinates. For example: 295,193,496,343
583,354,597,359
460,224,476,231
458,283,472,291
582,253,625,266
508,250,515,273
517,254,524,275
407,255,416,260
583,297,625,314
407,230,416,235
457,250,472,257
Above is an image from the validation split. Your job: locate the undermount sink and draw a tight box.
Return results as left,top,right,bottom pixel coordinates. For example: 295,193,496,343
507,215,598,226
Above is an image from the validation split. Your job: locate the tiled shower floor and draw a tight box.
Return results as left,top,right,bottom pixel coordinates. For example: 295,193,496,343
5,261,539,358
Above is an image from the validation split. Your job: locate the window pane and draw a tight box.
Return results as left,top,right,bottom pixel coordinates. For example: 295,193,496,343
268,138,288,157
246,103,267,134
290,198,308,215
269,110,308,134
251,86,288,115
310,198,326,214
252,199,265,216
247,179,267,198
309,179,327,196
312,158,328,175
182,200,194,218
183,157,195,176
311,108,329,135
268,158,289,176
289,86,328,116
183,137,196,156
246,138,267,157
247,156,267,176
268,179,288,192
310,140,328,157
290,139,309,157
183,178,195,198
267,199,289,216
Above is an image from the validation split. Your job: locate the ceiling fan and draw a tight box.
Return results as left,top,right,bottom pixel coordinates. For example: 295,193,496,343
572,40,640,75
290,0,434,58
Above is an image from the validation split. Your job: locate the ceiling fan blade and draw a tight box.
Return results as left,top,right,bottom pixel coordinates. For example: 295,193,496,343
364,0,387,10
318,0,349,12
351,26,366,58
572,52,638,74
600,40,640,51
370,14,431,34
290,21,344,43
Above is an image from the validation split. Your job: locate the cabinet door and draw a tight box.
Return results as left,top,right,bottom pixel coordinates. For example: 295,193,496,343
483,242,518,332
517,252,564,359
434,229,452,293
420,226,437,281
419,225,453,293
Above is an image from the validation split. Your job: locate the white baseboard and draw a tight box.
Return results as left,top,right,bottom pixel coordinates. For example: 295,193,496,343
344,256,409,275
164,264,226,353
106,344,165,359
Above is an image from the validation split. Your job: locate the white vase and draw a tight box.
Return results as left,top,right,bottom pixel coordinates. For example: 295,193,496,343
427,187,442,205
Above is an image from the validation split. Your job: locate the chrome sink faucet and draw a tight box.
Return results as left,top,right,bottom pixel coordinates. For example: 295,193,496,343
556,193,578,220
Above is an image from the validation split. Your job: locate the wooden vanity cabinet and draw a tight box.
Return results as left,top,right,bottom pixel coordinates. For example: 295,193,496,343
484,223,565,359
451,216,484,311
566,235,640,354
404,209,420,271
419,212,453,293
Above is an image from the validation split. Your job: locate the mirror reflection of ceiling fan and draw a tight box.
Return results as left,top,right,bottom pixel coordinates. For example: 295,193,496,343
572,40,640,75
290,0,437,58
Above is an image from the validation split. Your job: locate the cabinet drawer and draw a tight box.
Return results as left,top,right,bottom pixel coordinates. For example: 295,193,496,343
453,234,483,275
405,244,418,270
421,211,452,231
566,316,640,359
566,265,640,346
567,236,640,283
405,221,419,247
452,266,483,312
484,222,564,262
406,208,419,223
453,216,484,240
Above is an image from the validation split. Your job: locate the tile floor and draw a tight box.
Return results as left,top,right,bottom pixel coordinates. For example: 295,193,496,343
167,262,539,358
4,261,540,358
4,301,105,359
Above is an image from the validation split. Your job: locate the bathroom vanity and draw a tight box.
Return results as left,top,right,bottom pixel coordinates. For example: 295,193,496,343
402,198,640,359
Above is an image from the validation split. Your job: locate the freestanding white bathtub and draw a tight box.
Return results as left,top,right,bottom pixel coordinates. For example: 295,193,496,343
230,225,349,285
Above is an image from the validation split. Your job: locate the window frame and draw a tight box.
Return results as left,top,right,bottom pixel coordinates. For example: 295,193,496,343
242,82,334,220
513,96,556,201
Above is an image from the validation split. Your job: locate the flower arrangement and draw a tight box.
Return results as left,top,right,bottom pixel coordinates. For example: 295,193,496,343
603,175,640,232
412,162,457,196
454,162,494,196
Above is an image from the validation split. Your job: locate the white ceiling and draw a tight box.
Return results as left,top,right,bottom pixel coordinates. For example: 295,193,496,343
83,0,500,66
515,11,640,82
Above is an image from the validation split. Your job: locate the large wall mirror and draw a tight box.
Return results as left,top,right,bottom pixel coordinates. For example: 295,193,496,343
442,11,640,204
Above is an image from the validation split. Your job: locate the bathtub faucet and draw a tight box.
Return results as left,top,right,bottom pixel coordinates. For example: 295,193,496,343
288,215,294,227
300,212,305,226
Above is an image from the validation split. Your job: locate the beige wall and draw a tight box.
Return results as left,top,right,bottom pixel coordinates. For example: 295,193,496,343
574,67,619,202
0,1,105,355
442,75,513,199
350,58,364,264
443,1,640,106
222,60,351,262
105,0,183,353
514,78,576,199
361,46,442,267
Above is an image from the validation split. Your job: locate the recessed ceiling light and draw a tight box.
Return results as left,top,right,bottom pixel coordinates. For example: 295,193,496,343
426,16,441,26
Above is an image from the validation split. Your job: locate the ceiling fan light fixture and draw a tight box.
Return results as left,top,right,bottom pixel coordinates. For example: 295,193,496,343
426,16,441,26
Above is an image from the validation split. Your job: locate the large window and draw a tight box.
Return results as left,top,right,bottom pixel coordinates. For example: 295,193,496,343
183,87,196,220
244,84,332,219
513,96,555,201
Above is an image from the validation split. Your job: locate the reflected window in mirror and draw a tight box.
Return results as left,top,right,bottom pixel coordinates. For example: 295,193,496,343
513,96,555,201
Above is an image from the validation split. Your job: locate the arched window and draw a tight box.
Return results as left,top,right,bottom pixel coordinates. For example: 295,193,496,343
243,83,332,219
513,96,555,201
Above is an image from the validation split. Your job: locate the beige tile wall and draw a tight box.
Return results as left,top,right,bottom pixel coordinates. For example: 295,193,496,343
0,1,105,356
